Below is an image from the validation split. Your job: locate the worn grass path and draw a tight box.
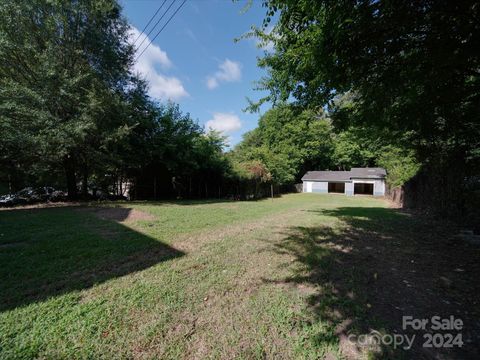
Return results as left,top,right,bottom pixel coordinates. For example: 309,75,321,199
1,194,478,359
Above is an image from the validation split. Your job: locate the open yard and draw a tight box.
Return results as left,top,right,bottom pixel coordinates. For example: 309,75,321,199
1,194,479,359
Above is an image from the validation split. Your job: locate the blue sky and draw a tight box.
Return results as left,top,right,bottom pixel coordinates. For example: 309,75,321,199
120,0,272,147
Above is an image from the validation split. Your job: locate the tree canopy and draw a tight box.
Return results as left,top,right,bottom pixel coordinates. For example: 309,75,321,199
247,0,479,215
252,0,479,162
0,0,232,200
231,102,419,188
231,104,334,185
0,0,137,198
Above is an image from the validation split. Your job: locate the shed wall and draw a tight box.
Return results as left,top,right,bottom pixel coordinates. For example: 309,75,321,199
302,181,328,193
374,179,385,196
345,182,354,196
312,181,328,193
303,179,385,196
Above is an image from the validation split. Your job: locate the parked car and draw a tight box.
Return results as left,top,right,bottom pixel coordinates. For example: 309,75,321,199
0,187,67,207
0,194,26,206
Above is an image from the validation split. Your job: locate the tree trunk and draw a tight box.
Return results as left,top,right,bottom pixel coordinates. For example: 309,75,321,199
118,176,122,196
64,154,77,200
271,183,274,201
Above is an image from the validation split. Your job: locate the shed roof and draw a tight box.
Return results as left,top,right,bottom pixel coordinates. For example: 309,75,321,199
301,171,353,181
350,167,387,178
301,168,386,182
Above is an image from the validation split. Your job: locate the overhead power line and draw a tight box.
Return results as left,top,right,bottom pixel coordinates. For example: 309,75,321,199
133,0,168,44
136,0,187,61
135,0,178,54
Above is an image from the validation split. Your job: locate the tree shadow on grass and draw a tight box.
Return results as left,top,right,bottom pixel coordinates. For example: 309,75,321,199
0,207,184,312
266,207,480,359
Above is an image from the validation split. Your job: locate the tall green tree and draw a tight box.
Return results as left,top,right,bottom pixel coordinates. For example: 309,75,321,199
232,104,334,185
252,1,479,151
0,0,135,198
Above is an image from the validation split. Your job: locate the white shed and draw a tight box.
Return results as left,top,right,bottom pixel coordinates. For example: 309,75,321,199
301,168,386,196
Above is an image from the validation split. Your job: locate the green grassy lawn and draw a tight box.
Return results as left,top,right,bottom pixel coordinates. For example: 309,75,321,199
1,194,478,359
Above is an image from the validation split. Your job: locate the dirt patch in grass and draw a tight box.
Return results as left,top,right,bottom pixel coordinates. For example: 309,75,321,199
80,207,155,223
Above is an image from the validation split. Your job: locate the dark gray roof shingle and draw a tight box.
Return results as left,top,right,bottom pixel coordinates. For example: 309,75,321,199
301,171,353,181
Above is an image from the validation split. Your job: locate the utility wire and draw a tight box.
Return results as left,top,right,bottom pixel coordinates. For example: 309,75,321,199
135,0,178,54
133,0,168,44
136,0,187,61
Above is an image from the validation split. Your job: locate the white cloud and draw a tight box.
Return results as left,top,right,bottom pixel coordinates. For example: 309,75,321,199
206,112,242,134
147,74,188,100
130,27,188,100
206,76,219,90
206,59,242,90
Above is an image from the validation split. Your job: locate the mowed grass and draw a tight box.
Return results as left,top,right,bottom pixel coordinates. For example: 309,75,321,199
1,194,463,359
